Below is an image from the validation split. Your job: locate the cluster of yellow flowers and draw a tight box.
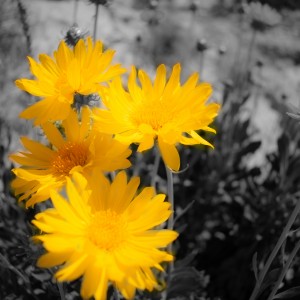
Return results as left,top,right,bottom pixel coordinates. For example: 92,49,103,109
11,37,220,299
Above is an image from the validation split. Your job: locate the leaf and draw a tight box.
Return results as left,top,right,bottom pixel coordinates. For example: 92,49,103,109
175,249,199,269
31,270,51,282
286,112,300,121
252,252,258,282
167,267,208,299
273,286,300,299
241,141,261,156
174,200,195,224
258,268,282,297
278,133,289,163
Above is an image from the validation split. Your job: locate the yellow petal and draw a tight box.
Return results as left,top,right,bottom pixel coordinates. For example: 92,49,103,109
158,137,180,171
108,171,127,212
94,268,108,300
20,137,55,161
37,251,71,268
67,58,81,91
153,64,166,96
189,130,214,148
81,262,102,299
62,109,80,142
55,252,88,281
42,122,65,149
20,97,71,125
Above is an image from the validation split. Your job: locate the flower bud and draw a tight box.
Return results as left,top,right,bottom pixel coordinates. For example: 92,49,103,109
64,25,86,46
196,39,208,52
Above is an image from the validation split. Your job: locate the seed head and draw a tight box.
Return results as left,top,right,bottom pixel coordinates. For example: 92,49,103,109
64,24,87,46
196,39,208,52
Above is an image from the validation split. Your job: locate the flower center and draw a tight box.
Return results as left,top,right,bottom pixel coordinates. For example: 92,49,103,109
51,142,89,177
88,210,128,251
132,104,172,131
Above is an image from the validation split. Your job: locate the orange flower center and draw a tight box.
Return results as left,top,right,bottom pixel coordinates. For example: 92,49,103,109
51,142,89,177
88,210,128,251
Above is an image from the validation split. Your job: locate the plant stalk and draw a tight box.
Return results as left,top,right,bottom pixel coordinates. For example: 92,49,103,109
57,281,66,300
240,29,257,92
73,0,79,24
151,148,160,192
267,239,300,300
93,3,100,40
165,164,174,274
249,196,300,300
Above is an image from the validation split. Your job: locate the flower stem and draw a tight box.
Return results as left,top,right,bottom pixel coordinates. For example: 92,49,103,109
57,281,66,300
165,164,174,273
249,196,300,300
93,3,100,40
199,52,205,80
240,29,257,91
267,239,300,300
151,148,160,192
73,0,79,24
245,29,257,76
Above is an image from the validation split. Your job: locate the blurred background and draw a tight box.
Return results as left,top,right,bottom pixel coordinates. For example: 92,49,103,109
1,0,300,299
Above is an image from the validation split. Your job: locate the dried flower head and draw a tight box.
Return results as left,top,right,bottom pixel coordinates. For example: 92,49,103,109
64,24,87,47
88,0,110,5
196,38,209,52
243,2,281,32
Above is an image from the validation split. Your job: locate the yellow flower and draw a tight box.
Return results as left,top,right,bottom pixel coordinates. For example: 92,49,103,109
10,108,131,207
93,64,220,171
16,37,126,125
33,171,178,300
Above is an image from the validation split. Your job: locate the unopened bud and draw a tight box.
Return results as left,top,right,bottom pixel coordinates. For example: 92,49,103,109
189,2,197,13
64,25,86,46
89,0,110,5
196,39,208,52
149,0,159,10
218,45,227,55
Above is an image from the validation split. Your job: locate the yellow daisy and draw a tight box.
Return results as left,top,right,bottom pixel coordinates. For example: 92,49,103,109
10,108,131,207
93,63,220,171
16,37,126,125
33,171,178,300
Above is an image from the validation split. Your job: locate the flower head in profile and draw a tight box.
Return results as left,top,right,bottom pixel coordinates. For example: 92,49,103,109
33,171,178,300
10,108,131,207
93,64,220,171
16,37,126,125
243,2,281,32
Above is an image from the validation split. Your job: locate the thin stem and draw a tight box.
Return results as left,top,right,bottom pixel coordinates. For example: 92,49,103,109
240,29,257,92
237,29,257,101
165,166,174,231
0,252,29,284
244,29,257,77
73,0,79,24
267,239,300,300
151,148,160,192
93,3,100,40
165,164,174,274
132,152,143,177
231,12,244,84
57,281,66,300
199,52,205,80
249,196,300,300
